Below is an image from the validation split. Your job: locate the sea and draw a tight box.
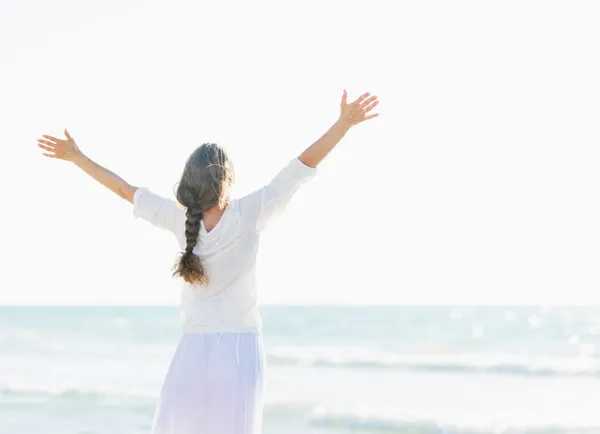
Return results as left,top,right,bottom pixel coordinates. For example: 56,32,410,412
2,306,600,434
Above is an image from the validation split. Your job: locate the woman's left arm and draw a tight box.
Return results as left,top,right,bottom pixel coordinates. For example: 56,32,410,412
37,129,137,203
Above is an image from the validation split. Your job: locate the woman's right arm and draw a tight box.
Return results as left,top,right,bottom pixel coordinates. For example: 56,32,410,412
298,90,379,168
238,89,380,231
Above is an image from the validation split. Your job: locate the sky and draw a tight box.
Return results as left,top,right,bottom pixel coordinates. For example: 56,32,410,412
1,0,599,305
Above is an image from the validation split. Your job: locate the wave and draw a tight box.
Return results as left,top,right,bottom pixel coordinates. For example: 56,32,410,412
4,383,600,434
0,383,305,412
0,383,314,424
0,382,158,400
310,406,600,434
0,330,173,357
4,328,600,378
267,346,600,377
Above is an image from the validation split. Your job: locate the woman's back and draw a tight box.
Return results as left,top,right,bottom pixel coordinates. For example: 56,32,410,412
177,199,263,334
133,158,318,333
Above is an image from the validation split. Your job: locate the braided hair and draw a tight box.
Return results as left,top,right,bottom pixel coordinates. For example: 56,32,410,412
173,143,234,284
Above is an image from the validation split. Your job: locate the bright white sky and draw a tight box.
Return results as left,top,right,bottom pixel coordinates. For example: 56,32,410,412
1,0,599,305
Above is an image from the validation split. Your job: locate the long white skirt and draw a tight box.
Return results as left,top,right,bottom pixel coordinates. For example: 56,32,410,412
151,332,265,434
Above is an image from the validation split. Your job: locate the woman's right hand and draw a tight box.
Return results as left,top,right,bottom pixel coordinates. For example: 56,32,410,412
338,90,379,128
298,89,380,168
37,129,83,163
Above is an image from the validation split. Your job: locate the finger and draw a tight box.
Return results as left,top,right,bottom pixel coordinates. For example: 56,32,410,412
362,99,379,113
37,143,55,152
64,128,72,141
42,152,56,158
364,113,380,121
360,95,378,108
341,89,347,106
37,139,56,147
42,135,60,143
352,92,371,105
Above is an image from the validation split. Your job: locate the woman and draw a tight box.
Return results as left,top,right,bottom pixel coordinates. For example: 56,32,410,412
36,90,379,434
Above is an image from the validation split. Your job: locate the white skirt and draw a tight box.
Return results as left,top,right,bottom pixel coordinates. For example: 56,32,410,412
151,332,265,434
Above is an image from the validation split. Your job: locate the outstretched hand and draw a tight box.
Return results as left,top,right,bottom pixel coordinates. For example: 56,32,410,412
338,90,379,128
37,129,82,162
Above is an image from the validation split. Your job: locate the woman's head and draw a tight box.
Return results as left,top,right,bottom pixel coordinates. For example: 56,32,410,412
173,143,235,284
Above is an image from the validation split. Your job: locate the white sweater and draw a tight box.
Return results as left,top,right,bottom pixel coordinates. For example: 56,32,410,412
133,158,317,334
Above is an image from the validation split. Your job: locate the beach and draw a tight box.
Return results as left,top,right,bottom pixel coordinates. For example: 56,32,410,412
2,306,600,434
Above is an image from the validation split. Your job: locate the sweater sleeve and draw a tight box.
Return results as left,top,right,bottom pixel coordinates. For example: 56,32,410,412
237,158,317,232
133,187,183,235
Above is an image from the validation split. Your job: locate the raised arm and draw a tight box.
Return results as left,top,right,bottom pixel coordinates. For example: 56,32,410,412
239,89,380,232
298,90,379,168
37,129,137,203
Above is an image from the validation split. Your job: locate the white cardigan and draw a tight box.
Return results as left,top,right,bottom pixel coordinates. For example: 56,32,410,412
133,158,317,334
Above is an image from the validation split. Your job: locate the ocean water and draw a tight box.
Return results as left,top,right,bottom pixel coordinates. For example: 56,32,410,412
2,306,600,434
